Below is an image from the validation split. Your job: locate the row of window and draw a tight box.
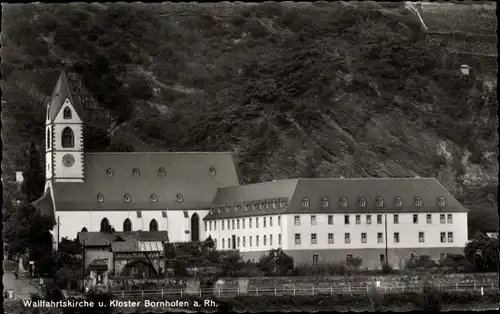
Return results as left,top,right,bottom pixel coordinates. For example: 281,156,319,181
98,218,160,232
105,167,217,177
220,234,283,249
96,193,184,203
310,252,452,265
299,196,446,209
293,232,454,244
293,213,453,226
205,215,282,232
209,199,288,215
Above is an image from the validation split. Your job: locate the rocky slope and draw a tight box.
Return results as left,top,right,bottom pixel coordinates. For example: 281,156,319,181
1,2,497,233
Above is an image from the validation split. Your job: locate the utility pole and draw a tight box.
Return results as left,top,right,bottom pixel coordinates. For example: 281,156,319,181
82,240,86,293
57,216,61,250
384,214,388,267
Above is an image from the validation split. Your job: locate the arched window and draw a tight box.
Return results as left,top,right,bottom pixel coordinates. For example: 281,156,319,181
63,107,72,119
375,196,384,208
97,193,104,202
301,198,310,208
414,197,423,207
107,168,114,176
321,197,329,208
150,194,157,202
100,218,110,232
394,197,403,208
123,219,132,232
209,167,216,176
81,227,88,232
132,168,140,176
124,194,131,202
358,197,367,207
437,196,446,207
191,213,200,242
149,219,158,231
176,193,183,202
47,129,51,149
62,127,74,148
339,197,348,208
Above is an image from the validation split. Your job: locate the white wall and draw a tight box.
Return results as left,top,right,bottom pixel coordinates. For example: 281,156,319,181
283,212,468,250
55,209,209,243
207,215,284,252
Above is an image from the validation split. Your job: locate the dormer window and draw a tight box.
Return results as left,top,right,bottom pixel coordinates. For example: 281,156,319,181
437,196,446,207
414,197,423,207
235,204,241,212
321,197,329,208
97,193,104,203
209,167,216,176
133,168,140,176
394,197,403,208
339,197,348,208
265,201,270,209
107,168,114,176
61,127,74,148
244,204,250,211
124,194,131,202
301,198,310,208
358,197,367,208
218,207,223,214
176,193,183,202
272,201,277,209
375,197,384,208
150,194,157,202
226,205,231,212
158,167,166,176
253,203,258,210
210,208,216,215
63,107,72,119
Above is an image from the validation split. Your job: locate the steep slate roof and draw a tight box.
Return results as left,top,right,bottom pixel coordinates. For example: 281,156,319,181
205,178,468,220
204,179,298,221
31,188,54,218
52,152,240,211
288,178,468,214
77,231,169,246
48,70,85,121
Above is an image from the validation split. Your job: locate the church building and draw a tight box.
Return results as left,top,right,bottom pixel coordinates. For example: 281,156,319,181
33,71,469,269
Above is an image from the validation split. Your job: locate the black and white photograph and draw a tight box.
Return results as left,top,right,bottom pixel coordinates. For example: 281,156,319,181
1,1,498,313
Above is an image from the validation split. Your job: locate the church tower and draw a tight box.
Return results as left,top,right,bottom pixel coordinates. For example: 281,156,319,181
45,70,85,183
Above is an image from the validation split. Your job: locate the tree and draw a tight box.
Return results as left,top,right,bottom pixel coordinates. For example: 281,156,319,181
464,232,499,272
3,204,55,261
218,251,245,277
21,140,45,203
257,249,294,276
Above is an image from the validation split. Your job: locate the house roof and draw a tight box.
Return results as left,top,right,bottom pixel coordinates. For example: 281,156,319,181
111,240,163,252
31,188,54,218
204,177,468,220
48,70,85,121
77,231,169,246
51,152,240,211
204,179,298,220
88,258,108,271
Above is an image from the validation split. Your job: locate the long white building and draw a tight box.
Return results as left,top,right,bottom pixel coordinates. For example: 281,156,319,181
203,179,468,269
32,70,469,270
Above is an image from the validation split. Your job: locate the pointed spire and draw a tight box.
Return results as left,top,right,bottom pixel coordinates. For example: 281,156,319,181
47,68,84,121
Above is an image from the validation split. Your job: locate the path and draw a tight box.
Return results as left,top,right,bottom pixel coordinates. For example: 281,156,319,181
3,260,40,300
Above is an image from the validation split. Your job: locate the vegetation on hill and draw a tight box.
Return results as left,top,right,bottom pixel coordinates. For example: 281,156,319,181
1,2,497,234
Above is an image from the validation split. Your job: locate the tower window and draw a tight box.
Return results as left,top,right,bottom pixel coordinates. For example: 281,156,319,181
132,168,140,176
97,193,104,203
61,127,74,148
47,129,51,149
107,168,114,176
63,107,72,119
124,194,131,202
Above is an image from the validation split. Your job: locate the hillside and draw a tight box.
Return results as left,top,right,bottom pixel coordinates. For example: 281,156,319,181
1,2,498,234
